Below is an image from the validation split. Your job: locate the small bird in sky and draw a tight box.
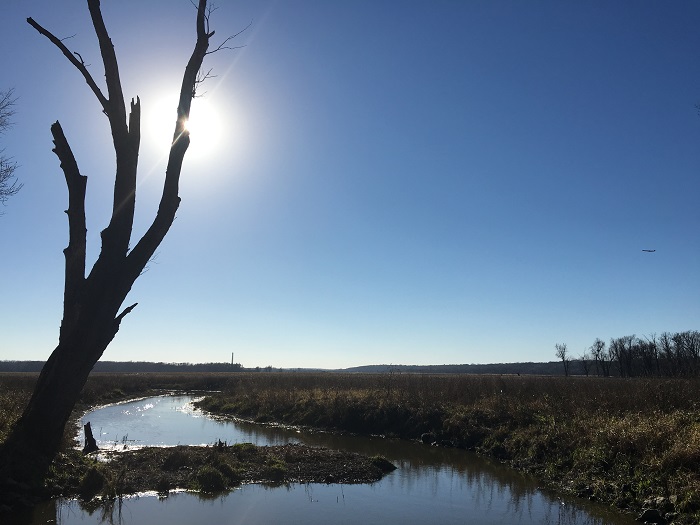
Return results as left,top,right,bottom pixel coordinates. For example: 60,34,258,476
642,249,656,252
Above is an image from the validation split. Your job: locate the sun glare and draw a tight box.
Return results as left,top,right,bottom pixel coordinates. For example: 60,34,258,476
145,93,226,160
185,97,224,158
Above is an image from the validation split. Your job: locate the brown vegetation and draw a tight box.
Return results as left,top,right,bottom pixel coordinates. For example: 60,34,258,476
45,443,392,501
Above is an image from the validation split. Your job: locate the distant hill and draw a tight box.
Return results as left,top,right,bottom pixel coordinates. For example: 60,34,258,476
340,362,567,375
0,360,570,375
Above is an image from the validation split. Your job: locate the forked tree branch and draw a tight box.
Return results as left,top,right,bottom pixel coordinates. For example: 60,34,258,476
85,0,140,259
0,1,226,485
205,22,250,55
30,0,217,316
29,4,141,262
126,0,213,279
191,0,249,57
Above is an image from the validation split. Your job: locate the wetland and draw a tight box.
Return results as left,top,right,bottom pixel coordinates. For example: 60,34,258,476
2,372,698,524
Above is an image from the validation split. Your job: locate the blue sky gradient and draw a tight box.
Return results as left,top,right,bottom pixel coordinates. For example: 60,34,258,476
1,0,699,368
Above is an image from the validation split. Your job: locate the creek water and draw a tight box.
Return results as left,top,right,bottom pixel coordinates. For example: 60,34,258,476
13,394,637,525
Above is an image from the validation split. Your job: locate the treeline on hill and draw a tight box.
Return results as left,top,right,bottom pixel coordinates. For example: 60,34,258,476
1,329,697,377
0,361,244,373
0,361,564,375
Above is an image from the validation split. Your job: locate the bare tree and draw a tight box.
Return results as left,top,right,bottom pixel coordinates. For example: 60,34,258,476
658,331,676,376
0,0,223,492
672,330,700,376
589,338,603,376
555,343,570,377
587,331,700,378
609,335,636,377
589,337,613,377
638,334,659,377
0,88,22,208
579,351,591,376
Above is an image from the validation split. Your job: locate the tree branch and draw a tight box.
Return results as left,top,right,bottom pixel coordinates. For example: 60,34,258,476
82,0,139,261
205,21,250,56
0,155,21,206
86,0,127,128
126,0,212,279
26,17,109,112
50,122,87,337
128,97,141,154
116,303,138,324
0,89,16,134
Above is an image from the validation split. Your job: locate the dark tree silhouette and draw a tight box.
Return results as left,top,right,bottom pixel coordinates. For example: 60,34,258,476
0,88,21,208
589,337,609,377
555,343,570,377
0,0,219,494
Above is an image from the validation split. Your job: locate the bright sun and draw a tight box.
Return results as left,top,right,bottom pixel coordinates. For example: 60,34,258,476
184,97,224,157
145,93,224,160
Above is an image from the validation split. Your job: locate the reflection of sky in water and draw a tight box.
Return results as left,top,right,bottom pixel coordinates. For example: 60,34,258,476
68,395,636,525
120,402,153,416
49,481,634,525
79,395,302,448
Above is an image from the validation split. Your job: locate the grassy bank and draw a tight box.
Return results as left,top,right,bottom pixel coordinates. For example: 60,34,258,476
193,372,700,524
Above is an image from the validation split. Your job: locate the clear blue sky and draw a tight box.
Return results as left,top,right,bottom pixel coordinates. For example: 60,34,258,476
1,0,699,369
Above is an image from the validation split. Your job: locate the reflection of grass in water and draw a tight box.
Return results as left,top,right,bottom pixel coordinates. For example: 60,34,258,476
78,465,111,500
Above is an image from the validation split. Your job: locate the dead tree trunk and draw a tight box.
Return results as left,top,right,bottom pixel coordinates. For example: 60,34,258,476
0,0,216,493
83,423,98,454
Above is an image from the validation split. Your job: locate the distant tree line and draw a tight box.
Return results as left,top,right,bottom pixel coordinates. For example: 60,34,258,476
576,331,700,378
0,361,567,375
0,361,243,373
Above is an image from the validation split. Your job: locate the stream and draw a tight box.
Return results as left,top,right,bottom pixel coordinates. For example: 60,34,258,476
12,394,637,525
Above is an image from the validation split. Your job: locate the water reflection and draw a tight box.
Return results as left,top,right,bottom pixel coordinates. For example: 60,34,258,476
18,394,635,525
30,483,631,525
77,395,304,449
